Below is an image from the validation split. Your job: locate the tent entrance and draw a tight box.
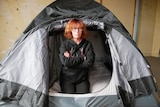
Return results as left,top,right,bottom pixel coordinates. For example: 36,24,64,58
48,27,113,94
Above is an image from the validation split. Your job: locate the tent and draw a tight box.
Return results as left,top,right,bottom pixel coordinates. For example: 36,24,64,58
0,0,160,107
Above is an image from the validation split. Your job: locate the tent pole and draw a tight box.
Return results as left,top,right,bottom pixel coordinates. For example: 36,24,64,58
133,0,140,42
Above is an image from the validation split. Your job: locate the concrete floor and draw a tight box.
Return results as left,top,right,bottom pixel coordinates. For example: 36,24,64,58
146,56,160,90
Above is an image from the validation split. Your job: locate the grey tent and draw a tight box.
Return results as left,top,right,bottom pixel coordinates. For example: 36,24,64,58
0,0,160,107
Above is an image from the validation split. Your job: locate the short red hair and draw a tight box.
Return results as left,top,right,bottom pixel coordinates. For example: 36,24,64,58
64,19,88,39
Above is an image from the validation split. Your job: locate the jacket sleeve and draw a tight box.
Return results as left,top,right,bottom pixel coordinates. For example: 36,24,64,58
59,42,84,67
77,42,95,69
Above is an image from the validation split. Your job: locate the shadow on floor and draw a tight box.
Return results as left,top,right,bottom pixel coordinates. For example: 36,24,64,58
145,56,160,90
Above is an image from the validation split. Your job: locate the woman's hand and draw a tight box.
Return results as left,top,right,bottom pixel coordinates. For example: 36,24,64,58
64,51,70,58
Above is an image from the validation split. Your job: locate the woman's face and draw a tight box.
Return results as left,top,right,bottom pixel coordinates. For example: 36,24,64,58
71,28,83,39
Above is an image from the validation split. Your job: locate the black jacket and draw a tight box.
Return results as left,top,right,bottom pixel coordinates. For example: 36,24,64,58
59,39,95,82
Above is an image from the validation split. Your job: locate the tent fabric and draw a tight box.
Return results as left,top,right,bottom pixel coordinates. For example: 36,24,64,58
0,0,159,107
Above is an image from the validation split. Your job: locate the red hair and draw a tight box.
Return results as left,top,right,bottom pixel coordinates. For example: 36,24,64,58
64,19,88,39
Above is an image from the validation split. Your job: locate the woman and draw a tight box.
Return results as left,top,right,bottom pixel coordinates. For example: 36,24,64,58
59,18,95,94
